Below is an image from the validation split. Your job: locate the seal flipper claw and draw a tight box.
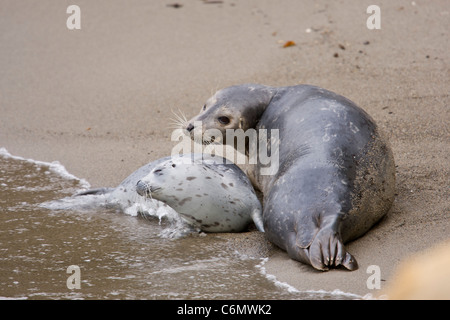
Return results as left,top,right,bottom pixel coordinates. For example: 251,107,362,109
342,252,358,271
308,238,329,271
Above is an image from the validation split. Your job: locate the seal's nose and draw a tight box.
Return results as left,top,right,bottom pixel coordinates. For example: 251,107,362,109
186,123,194,132
136,180,147,197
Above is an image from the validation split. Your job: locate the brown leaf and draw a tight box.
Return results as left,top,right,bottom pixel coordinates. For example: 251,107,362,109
282,41,296,48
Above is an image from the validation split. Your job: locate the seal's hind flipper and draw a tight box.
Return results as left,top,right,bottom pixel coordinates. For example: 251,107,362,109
74,188,115,196
294,213,319,249
307,226,358,271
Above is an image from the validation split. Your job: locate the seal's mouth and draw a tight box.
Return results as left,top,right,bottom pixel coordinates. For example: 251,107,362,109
188,130,215,145
136,180,161,197
185,121,224,145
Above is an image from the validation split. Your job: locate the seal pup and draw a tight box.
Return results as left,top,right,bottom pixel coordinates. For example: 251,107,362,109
185,84,396,271
135,154,264,233
76,154,264,233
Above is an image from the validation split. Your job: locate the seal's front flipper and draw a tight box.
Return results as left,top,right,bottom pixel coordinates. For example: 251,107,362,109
251,207,265,232
74,188,115,196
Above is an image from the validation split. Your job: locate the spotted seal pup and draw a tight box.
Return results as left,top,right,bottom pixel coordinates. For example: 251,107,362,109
77,154,264,233
135,154,264,233
185,84,396,271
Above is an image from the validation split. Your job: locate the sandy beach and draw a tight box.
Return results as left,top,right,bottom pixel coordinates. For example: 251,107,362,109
1,0,448,297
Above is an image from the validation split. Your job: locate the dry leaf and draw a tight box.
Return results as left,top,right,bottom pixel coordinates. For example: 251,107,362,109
282,41,296,48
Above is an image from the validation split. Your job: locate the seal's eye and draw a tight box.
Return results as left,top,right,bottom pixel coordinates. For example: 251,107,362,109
218,116,230,125
172,164,176,168
202,104,206,111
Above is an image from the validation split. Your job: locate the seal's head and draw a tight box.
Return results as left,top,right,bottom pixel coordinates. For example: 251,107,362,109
136,157,186,199
185,84,275,145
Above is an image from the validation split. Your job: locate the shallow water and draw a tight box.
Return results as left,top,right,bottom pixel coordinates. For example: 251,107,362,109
0,148,357,300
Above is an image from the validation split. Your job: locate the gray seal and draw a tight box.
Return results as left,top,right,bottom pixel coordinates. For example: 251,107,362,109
185,84,396,271
77,154,264,233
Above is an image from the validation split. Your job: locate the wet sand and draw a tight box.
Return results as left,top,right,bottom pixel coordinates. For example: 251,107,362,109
1,0,449,297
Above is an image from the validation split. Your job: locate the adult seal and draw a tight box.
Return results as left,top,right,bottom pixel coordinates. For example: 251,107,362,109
185,84,396,271
76,154,264,233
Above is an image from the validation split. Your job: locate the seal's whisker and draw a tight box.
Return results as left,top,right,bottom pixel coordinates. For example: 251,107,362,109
170,109,189,129
174,108,188,123
136,183,161,221
171,114,184,125
168,118,183,128
181,111,187,123
168,121,184,130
